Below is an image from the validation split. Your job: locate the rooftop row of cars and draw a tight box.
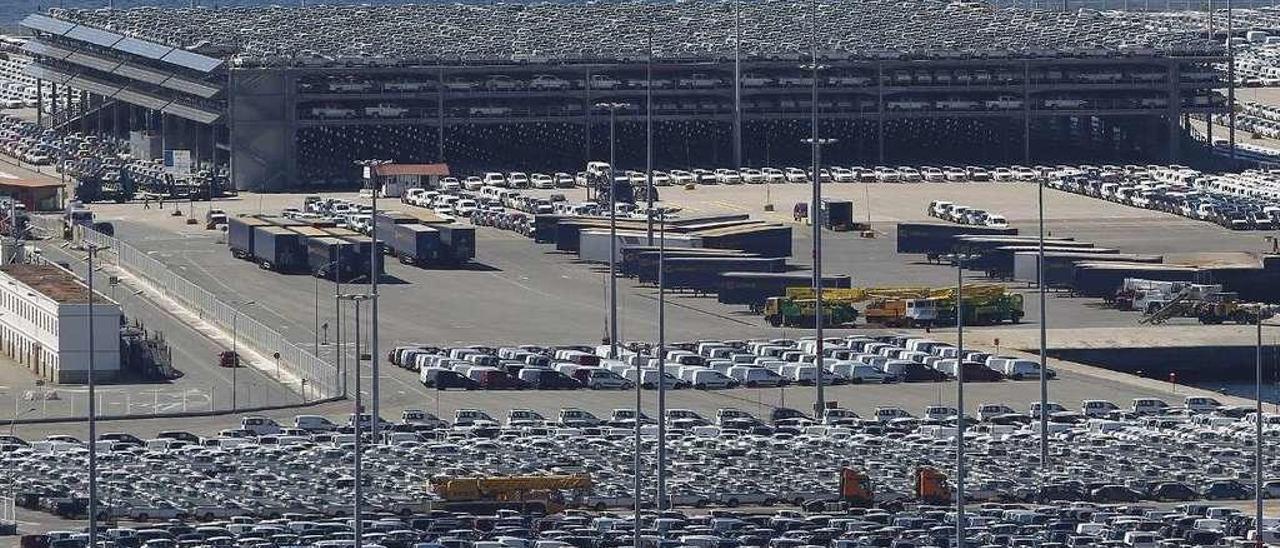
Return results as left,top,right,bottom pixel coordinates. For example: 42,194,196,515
1048,164,1280,231
459,164,1045,190
926,200,1010,228
389,335,1055,393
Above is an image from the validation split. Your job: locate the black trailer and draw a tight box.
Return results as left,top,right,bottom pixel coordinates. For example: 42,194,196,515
822,200,855,231
554,218,653,253
718,271,853,311
227,216,272,259
622,247,752,278
1072,262,1197,298
307,236,364,280
393,224,442,265
335,235,385,279
698,224,792,258
978,245,1116,278
895,222,1019,258
251,225,306,272
435,224,476,264
1023,252,1163,288
644,256,788,292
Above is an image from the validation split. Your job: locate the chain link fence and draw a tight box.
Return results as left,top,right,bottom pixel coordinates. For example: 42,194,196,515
38,217,341,401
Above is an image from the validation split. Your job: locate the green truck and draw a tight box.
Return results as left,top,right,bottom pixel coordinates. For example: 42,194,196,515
763,297,860,327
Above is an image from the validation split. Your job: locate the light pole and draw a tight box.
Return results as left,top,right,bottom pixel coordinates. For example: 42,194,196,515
338,292,371,544
1038,170,1049,475
953,249,974,548
596,102,630,359
230,300,255,411
646,25,655,246
802,130,837,419
803,0,829,416
355,159,390,442
656,207,668,514
84,242,101,548
1256,308,1269,548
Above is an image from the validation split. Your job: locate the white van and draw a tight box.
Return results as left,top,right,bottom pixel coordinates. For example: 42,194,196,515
873,407,911,423
1081,399,1120,417
483,172,507,187
294,415,338,432
726,366,785,388
1001,359,1049,380
1131,398,1170,416
977,403,1016,421
680,368,738,389
240,416,282,436
1185,396,1223,413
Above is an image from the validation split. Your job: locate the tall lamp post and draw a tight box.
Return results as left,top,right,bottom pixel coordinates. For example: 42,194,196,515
801,129,837,419
1038,170,1049,474
338,292,371,544
952,247,977,547
803,0,831,417
230,299,256,411
595,102,630,359
355,159,391,443
1255,307,1272,548
656,206,668,514
84,242,102,548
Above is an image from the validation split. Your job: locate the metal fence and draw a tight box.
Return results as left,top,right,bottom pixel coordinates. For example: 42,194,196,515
44,218,340,400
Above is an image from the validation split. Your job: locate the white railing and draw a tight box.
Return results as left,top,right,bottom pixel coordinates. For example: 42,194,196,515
52,218,340,400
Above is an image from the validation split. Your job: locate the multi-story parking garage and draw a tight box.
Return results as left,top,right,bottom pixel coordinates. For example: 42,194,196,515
17,1,1229,191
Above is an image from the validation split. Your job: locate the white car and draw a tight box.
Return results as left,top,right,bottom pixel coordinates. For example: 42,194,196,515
508,172,530,188
784,167,808,183
670,170,696,185
530,173,555,189
761,167,785,183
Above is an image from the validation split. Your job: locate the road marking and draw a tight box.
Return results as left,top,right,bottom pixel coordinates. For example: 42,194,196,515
0,171,18,180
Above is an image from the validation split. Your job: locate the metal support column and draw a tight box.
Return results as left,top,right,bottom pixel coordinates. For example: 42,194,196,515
438,66,446,162
733,0,743,169
877,63,885,164
1228,0,1236,159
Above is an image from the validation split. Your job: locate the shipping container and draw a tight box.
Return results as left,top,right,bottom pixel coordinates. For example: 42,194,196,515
1013,252,1162,287
718,271,853,310
227,216,272,259
579,229,701,263
251,226,306,272
643,256,788,291
698,224,792,258
435,224,476,263
895,222,1019,256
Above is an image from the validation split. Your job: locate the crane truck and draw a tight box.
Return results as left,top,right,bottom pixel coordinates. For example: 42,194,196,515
428,474,593,514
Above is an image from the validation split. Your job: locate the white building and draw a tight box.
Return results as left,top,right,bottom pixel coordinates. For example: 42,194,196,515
0,264,120,383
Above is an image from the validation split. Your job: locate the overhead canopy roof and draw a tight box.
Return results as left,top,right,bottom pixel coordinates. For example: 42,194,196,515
21,13,224,74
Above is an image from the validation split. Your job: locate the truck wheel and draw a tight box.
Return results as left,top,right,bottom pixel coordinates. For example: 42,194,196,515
726,498,740,507
136,513,149,521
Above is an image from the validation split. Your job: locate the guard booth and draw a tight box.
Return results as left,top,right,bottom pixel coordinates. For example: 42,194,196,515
372,164,450,198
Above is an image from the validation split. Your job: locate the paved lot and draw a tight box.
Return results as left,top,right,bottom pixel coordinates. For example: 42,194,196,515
2,168,1273,426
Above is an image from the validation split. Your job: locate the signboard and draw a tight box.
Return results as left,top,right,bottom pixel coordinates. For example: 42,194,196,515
164,149,192,175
